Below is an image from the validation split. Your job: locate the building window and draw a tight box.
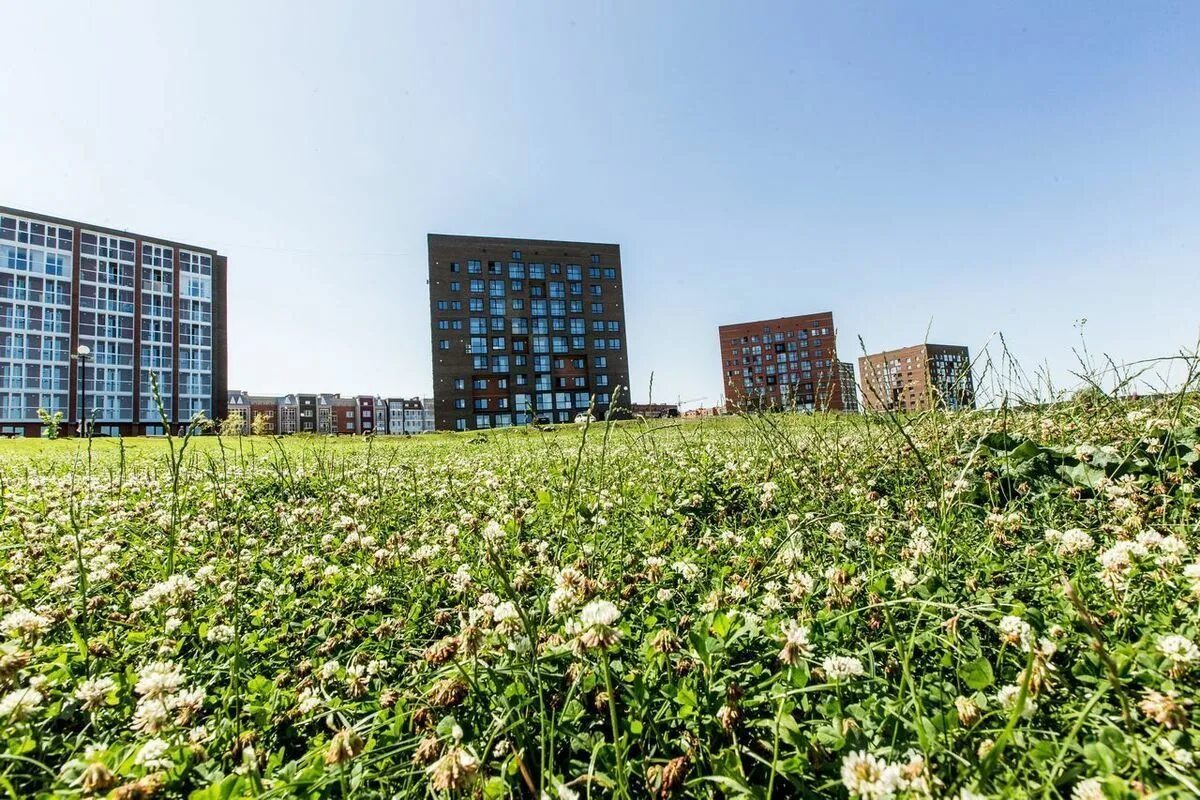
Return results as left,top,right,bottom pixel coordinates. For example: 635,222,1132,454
449,281,460,291
467,260,482,274
590,254,600,264
453,378,465,390
603,268,616,279
511,250,521,260
438,339,449,350
450,262,460,273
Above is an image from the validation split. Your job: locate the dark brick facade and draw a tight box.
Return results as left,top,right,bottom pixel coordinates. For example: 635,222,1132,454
428,234,631,431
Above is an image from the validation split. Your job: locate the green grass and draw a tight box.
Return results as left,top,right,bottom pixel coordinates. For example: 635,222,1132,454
0,402,1198,799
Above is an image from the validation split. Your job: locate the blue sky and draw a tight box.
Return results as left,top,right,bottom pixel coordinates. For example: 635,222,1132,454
2,2,1197,405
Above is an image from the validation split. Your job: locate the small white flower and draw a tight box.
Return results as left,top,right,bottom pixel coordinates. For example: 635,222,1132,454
999,615,1034,652
823,655,865,681
75,677,116,711
1055,528,1094,557
135,737,173,770
205,624,235,644
0,609,53,639
1157,635,1199,668
996,684,1037,718
0,686,44,721
1071,777,1105,800
840,750,900,799
135,662,183,701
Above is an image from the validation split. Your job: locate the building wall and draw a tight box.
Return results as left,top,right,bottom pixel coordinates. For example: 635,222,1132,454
838,362,860,413
297,394,316,432
718,312,843,411
0,206,225,436
249,402,276,434
858,343,975,412
332,399,357,434
357,396,377,433
428,234,631,431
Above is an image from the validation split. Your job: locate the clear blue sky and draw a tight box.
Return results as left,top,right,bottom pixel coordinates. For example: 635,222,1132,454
3,2,1198,405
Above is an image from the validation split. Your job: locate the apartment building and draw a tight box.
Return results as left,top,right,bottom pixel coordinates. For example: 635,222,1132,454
838,362,860,413
249,395,278,434
0,206,227,436
227,390,251,434
357,395,381,434
330,396,358,434
719,312,845,411
428,234,631,430
858,343,975,412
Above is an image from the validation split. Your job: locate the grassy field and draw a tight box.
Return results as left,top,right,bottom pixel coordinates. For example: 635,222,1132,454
1,402,1198,799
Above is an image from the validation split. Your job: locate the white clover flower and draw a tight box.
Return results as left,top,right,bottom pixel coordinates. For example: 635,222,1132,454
482,520,504,546
134,737,173,770
892,567,918,588
320,659,340,681
131,698,172,734
492,601,520,631
135,662,183,701
823,655,866,681
0,686,44,721
0,609,53,639
998,615,1034,652
1157,635,1199,668
364,584,386,605
1055,528,1094,557
840,750,900,799
996,684,1037,718
449,564,472,593
672,561,701,581
75,676,116,711
1070,778,1105,800
297,687,321,714
205,624,235,644
1158,535,1189,564
579,599,620,628
778,621,811,666
572,600,621,651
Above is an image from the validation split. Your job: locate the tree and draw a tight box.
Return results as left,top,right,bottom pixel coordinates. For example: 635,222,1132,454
251,412,271,436
220,414,246,438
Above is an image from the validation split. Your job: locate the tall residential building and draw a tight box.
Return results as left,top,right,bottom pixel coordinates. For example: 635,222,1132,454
0,206,226,436
838,361,860,413
858,343,975,412
719,312,845,411
428,234,630,430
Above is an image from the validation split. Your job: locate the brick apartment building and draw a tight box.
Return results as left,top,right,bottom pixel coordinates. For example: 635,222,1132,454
428,234,630,430
227,391,432,435
858,343,975,412
719,312,845,411
0,206,227,436
357,395,381,434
